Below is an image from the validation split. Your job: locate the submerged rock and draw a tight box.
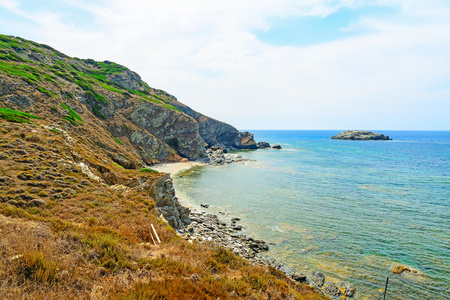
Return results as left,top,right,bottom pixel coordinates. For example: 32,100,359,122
331,130,392,140
392,265,418,274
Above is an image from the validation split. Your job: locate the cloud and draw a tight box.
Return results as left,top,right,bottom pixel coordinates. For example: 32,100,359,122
1,0,449,129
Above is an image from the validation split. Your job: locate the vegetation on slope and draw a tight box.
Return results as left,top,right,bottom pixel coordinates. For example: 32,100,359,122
0,35,326,299
0,118,327,299
0,34,181,114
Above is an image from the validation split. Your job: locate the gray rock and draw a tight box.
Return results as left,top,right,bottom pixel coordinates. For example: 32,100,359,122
4,94,34,108
331,130,392,140
323,281,342,296
272,144,282,149
291,273,307,283
339,282,356,297
129,103,207,160
28,199,46,207
107,69,147,91
311,271,325,287
257,142,271,148
171,103,257,150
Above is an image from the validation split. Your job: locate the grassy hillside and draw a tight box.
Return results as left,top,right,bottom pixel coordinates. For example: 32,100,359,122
0,115,327,299
0,35,328,299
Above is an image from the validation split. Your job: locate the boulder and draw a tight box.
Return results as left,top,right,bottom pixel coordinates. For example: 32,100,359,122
291,273,307,282
339,282,356,297
257,142,271,148
28,199,46,207
323,281,342,296
331,130,392,140
272,144,282,149
310,271,325,287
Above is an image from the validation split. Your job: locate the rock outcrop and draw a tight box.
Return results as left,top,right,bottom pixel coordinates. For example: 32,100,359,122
331,130,392,140
167,102,256,149
141,174,190,229
257,141,271,148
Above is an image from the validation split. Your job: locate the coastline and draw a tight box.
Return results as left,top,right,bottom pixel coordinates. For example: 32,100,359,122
152,161,206,176
155,160,357,299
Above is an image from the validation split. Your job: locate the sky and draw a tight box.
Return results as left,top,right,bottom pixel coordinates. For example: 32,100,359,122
0,0,449,130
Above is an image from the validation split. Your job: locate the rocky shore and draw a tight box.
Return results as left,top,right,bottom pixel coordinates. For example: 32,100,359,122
153,145,359,299
175,204,357,299
177,211,269,264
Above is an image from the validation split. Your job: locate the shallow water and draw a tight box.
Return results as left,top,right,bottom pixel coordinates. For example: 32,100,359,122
174,130,450,299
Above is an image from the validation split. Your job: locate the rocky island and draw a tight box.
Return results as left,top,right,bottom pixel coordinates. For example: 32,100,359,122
0,35,328,299
331,130,392,140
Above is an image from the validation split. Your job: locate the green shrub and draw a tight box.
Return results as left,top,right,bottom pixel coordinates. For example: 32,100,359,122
138,168,159,174
61,103,81,120
61,103,82,126
85,233,128,271
0,108,41,124
15,250,60,283
38,87,57,97
163,104,182,112
113,137,123,144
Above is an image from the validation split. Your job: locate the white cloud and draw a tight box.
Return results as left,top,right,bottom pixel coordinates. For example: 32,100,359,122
1,0,450,129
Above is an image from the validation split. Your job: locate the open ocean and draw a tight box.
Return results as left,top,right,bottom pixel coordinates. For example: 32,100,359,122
174,130,450,299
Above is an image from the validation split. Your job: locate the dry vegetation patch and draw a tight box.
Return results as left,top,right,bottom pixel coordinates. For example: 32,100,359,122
0,119,327,299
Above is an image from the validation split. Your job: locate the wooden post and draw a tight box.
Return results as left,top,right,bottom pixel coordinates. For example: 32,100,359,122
383,277,389,300
150,232,157,246
151,224,161,244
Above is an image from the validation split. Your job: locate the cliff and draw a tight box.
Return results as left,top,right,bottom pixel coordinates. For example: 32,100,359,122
0,34,255,165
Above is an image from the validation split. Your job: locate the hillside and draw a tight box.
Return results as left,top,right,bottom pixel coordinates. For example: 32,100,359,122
0,34,256,166
0,35,327,299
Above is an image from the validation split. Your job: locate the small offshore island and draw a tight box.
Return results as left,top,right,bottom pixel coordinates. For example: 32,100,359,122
331,130,392,140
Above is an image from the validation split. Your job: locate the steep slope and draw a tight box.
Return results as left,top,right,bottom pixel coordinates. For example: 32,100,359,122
0,34,255,167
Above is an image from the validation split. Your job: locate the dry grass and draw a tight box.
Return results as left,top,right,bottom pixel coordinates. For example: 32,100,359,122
0,119,328,300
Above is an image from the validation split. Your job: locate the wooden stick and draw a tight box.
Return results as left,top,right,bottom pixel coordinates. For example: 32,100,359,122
383,277,389,300
150,232,157,246
151,224,161,244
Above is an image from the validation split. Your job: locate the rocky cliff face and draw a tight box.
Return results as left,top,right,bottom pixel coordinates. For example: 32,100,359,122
169,101,256,149
0,34,254,166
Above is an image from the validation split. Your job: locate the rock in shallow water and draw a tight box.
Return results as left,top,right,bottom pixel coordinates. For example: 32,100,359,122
257,141,271,148
310,271,325,287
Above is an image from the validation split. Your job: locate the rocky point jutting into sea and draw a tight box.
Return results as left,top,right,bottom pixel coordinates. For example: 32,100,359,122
0,34,329,299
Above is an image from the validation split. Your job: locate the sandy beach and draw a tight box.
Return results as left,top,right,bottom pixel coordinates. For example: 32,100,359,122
152,161,206,176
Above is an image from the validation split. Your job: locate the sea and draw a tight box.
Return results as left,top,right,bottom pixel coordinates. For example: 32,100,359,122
174,130,450,300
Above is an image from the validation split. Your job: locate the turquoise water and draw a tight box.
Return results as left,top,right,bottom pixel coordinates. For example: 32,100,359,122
174,131,450,299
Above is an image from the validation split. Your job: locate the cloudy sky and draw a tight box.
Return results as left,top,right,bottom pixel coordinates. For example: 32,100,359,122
1,0,449,130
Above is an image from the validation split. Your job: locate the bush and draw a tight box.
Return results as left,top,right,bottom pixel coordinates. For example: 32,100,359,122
138,168,158,174
15,250,60,283
0,108,40,124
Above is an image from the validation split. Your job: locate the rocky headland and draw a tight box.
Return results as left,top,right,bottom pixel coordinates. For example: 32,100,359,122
331,130,392,141
0,34,328,299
